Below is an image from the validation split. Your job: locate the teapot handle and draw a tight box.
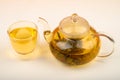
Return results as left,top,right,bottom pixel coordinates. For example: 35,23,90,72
95,33,115,57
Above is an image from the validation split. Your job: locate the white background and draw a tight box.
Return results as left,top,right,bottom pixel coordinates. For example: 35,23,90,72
0,0,120,80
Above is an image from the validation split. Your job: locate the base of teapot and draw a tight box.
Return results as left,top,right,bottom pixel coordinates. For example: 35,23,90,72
49,42,100,65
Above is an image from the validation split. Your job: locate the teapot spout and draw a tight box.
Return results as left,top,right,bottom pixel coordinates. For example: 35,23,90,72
38,17,52,43
44,30,52,43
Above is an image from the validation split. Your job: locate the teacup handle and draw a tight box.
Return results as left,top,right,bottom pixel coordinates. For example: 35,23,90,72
95,33,115,57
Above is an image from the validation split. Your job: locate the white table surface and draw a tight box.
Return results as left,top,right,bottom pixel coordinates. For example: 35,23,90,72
0,0,120,80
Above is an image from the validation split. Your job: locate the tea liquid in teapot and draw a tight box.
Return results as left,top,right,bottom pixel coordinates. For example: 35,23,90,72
49,27,100,65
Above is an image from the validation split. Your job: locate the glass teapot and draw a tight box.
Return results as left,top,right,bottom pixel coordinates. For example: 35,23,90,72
39,13,114,65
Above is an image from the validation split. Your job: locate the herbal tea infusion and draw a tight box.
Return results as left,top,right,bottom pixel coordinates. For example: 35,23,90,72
8,21,38,54
48,27,100,65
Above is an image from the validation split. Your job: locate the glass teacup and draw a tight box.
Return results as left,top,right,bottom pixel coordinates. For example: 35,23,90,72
7,21,38,55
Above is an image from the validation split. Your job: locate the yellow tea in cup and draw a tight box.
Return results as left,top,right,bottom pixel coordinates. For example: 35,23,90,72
8,21,38,55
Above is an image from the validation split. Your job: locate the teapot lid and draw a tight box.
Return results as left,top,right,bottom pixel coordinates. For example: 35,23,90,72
59,13,90,39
